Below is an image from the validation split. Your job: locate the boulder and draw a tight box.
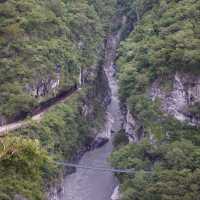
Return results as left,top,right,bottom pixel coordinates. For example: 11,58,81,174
90,137,109,150
111,186,121,200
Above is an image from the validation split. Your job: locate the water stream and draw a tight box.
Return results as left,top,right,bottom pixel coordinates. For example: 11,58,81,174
61,30,123,200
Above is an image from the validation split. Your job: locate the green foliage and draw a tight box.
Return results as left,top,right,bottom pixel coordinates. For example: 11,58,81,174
0,0,106,120
0,136,54,200
187,102,200,118
118,0,200,80
0,90,105,199
111,139,200,200
113,0,200,199
116,0,159,20
113,129,129,149
121,169,200,200
88,0,117,32
116,0,200,141
19,99,91,161
116,0,200,151
0,0,117,198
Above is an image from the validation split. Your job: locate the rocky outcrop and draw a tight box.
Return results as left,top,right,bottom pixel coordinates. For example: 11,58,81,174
111,186,121,200
81,64,111,120
123,109,144,143
46,64,111,200
47,15,130,200
89,137,109,150
46,180,64,200
122,71,200,144
26,65,62,99
26,73,61,99
150,72,200,126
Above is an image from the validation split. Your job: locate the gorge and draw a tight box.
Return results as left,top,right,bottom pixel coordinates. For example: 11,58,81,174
0,1,200,200
60,19,125,200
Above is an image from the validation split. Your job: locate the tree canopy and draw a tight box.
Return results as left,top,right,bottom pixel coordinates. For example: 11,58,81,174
112,0,200,199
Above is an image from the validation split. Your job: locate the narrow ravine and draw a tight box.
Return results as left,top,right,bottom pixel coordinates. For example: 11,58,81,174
61,26,124,200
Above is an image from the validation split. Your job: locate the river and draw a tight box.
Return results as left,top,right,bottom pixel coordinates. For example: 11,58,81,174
61,28,124,200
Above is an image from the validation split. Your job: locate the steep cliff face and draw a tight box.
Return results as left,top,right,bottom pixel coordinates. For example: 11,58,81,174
80,64,111,121
123,109,144,143
0,1,119,199
45,63,111,200
26,72,61,99
116,0,200,142
47,180,64,200
150,72,200,126
111,0,200,199
123,71,200,143
0,0,104,121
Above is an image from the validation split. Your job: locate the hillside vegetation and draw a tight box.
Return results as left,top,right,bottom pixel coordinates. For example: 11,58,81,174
111,0,200,199
0,0,116,199
1,0,200,199
0,0,115,121
0,93,97,200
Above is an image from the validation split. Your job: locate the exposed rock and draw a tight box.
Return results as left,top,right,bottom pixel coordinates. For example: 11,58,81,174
26,73,60,98
47,180,64,200
124,109,136,143
90,137,109,150
80,64,111,120
150,72,200,126
123,109,144,143
111,185,121,200
46,64,111,200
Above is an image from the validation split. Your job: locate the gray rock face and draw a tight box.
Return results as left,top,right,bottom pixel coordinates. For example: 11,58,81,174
124,109,136,143
47,180,64,200
150,72,200,125
123,71,200,144
123,109,144,143
81,65,111,120
111,186,121,200
90,137,109,150
26,73,60,98
47,65,111,200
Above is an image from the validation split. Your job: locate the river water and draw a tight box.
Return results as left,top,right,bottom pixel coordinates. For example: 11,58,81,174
61,31,123,200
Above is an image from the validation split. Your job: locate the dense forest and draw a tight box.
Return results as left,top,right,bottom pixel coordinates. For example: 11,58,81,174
111,0,200,200
0,0,116,199
0,0,117,121
1,0,200,200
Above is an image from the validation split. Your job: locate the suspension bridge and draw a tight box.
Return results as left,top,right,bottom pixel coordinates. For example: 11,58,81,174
55,161,138,174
